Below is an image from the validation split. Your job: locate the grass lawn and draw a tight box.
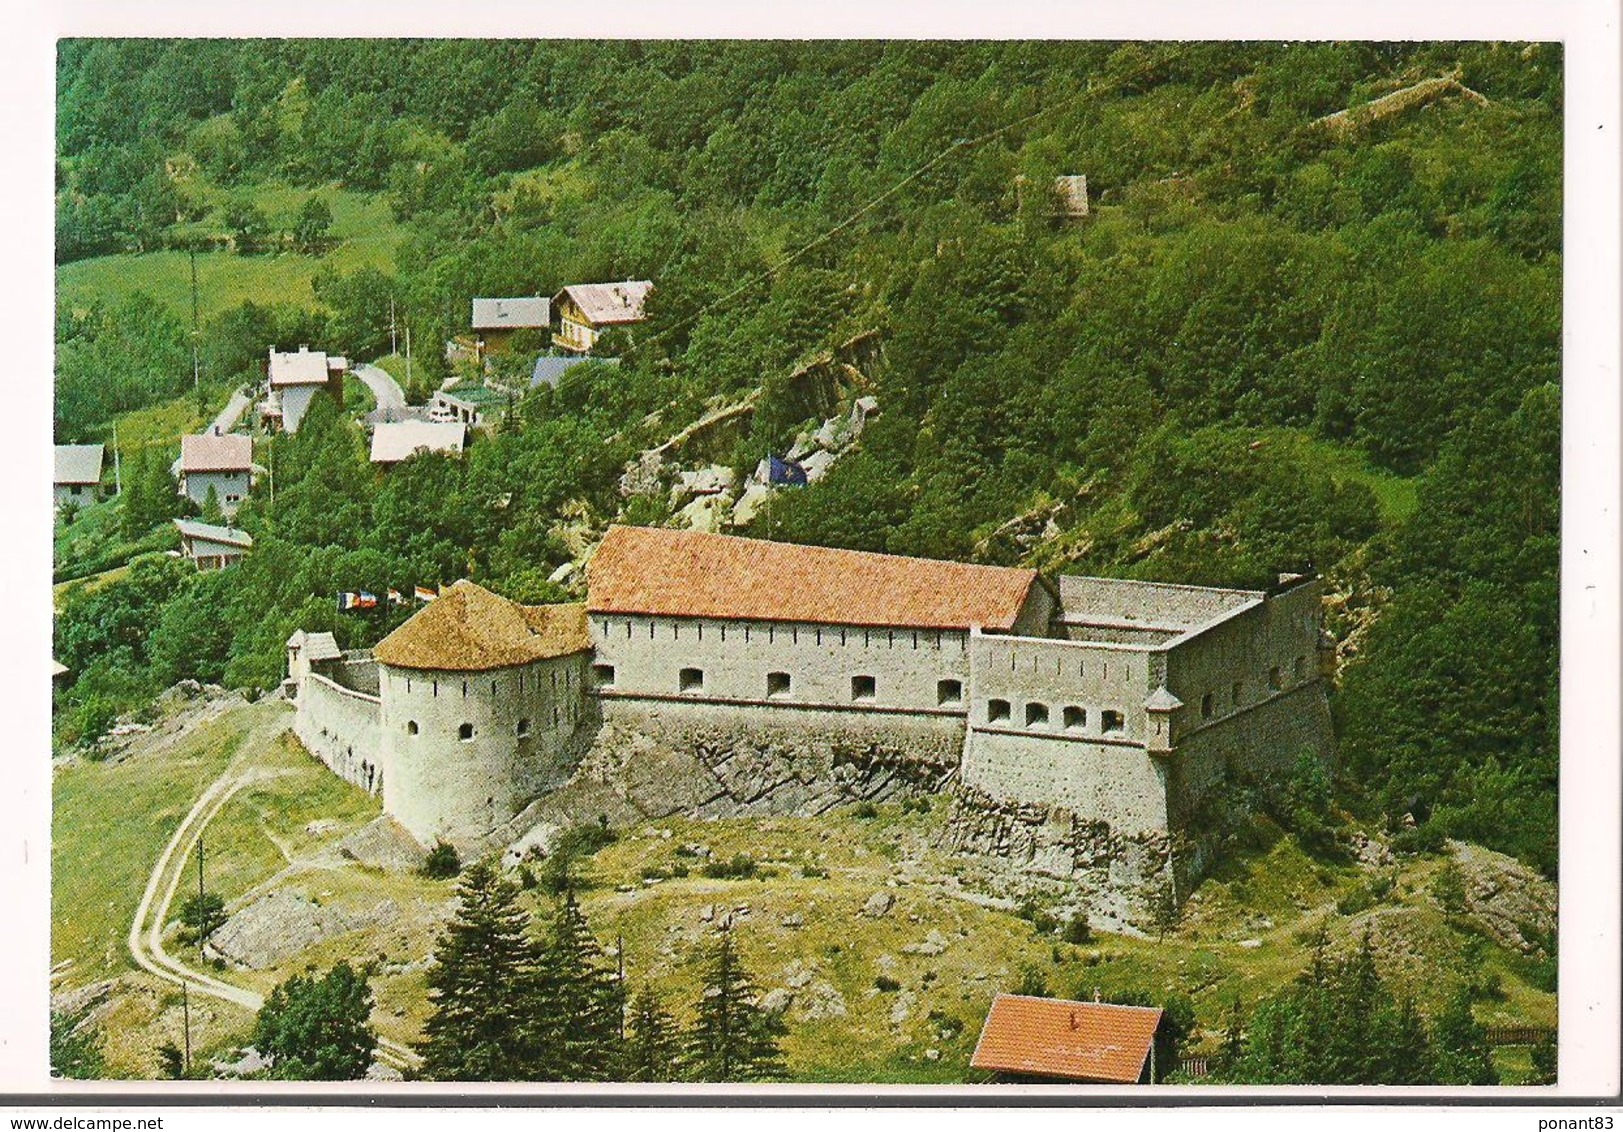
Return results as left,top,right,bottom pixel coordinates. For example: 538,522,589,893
1262,428,1421,525
51,707,262,982
56,184,404,321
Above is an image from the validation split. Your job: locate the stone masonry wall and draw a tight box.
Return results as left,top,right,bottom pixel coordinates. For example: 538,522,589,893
294,671,384,795
379,652,593,847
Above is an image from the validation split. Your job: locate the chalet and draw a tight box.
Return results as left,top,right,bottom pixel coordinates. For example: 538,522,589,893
173,518,254,570
54,444,104,512
552,281,653,354
172,432,257,517
264,346,346,433
530,353,617,390
370,420,467,467
970,994,1164,1084
471,297,551,357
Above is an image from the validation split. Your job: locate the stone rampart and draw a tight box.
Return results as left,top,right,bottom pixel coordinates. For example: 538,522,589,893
294,671,384,795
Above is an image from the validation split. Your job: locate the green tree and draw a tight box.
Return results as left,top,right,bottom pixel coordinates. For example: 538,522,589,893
223,198,269,254
49,1009,106,1079
682,924,786,1082
254,962,377,1080
622,985,682,1083
178,890,226,943
200,483,225,525
1431,987,1498,1086
525,889,625,1080
293,195,333,252
417,860,540,1081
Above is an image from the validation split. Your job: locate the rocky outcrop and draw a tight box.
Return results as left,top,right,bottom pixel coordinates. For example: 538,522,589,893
1450,840,1557,955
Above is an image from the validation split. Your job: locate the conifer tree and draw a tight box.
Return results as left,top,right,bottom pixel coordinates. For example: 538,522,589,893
682,923,786,1082
200,483,225,525
417,859,540,1081
622,985,682,1083
525,888,624,1081
1431,986,1498,1085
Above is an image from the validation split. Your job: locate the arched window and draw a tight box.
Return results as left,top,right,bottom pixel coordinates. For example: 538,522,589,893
1025,703,1049,728
1063,706,1086,731
517,719,530,738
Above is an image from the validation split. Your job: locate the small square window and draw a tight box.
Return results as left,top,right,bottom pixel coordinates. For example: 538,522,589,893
679,667,704,692
851,675,876,701
458,723,474,741
1063,706,1086,731
767,671,792,698
937,679,964,706
405,720,419,735
1025,702,1049,728
988,698,1011,723
516,718,531,737
1101,710,1125,733
593,663,616,688
1201,693,1214,719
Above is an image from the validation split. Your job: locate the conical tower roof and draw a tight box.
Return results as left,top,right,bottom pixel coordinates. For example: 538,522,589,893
374,580,589,671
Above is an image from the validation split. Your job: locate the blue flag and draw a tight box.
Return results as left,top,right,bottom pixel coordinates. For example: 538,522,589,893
769,454,807,487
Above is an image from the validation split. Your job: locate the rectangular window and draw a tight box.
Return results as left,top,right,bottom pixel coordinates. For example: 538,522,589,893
767,671,792,698
679,667,704,693
1025,702,1050,728
988,698,1011,723
851,675,876,702
1101,710,1125,733
1063,706,1086,731
593,663,616,689
937,679,964,706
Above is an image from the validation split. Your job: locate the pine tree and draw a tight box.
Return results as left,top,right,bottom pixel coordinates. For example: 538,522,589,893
524,888,624,1081
682,924,786,1082
201,483,225,525
1432,986,1498,1085
622,985,683,1083
1377,997,1435,1085
416,859,540,1081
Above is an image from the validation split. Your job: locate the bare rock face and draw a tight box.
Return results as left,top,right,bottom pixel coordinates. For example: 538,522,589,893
861,891,896,918
334,816,429,873
1450,840,1557,955
206,891,356,970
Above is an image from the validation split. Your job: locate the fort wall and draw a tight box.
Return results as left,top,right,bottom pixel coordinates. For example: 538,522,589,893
293,670,385,795
379,651,592,846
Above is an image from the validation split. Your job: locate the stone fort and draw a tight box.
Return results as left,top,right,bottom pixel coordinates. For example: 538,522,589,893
288,525,1335,920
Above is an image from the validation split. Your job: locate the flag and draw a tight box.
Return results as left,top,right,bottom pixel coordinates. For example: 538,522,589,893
415,585,437,602
337,591,355,611
768,454,807,487
356,592,379,610
387,589,406,606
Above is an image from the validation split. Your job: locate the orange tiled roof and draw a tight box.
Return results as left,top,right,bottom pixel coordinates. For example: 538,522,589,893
970,994,1162,1084
374,581,590,671
586,526,1040,632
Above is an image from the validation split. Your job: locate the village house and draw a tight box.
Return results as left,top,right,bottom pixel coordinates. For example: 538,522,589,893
172,432,256,517
471,297,551,359
173,518,254,570
552,281,653,354
530,353,616,390
286,525,1334,870
429,384,509,429
369,420,468,467
970,994,1165,1084
54,443,104,513
263,346,346,433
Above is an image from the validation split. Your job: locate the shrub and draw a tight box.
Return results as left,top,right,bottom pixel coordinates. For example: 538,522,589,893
800,863,829,879
874,975,901,993
851,801,879,820
1335,884,1374,916
1062,914,1093,945
179,891,227,943
702,853,758,880
420,841,461,880
1016,899,1058,935
1014,965,1049,997
900,796,931,815
1391,822,1447,857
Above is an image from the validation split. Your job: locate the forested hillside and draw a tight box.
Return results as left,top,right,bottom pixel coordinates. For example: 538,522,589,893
54,41,1561,874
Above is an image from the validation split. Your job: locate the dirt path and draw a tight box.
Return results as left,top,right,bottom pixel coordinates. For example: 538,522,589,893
126,711,419,1072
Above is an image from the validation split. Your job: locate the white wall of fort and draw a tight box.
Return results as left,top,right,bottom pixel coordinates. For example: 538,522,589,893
379,651,592,846
293,670,385,795
589,613,974,720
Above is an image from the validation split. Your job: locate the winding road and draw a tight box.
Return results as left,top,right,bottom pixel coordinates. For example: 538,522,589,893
127,716,419,1073
353,362,410,425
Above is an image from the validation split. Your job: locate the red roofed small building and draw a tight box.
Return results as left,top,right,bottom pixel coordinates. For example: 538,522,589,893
971,994,1164,1084
264,346,346,433
552,280,653,354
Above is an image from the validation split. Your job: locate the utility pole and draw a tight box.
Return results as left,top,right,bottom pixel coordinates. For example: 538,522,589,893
189,248,201,393
182,982,191,1075
390,296,398,357
616,933,626,1042
111,422,122,495
197,835,205,910
404,323,412,396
